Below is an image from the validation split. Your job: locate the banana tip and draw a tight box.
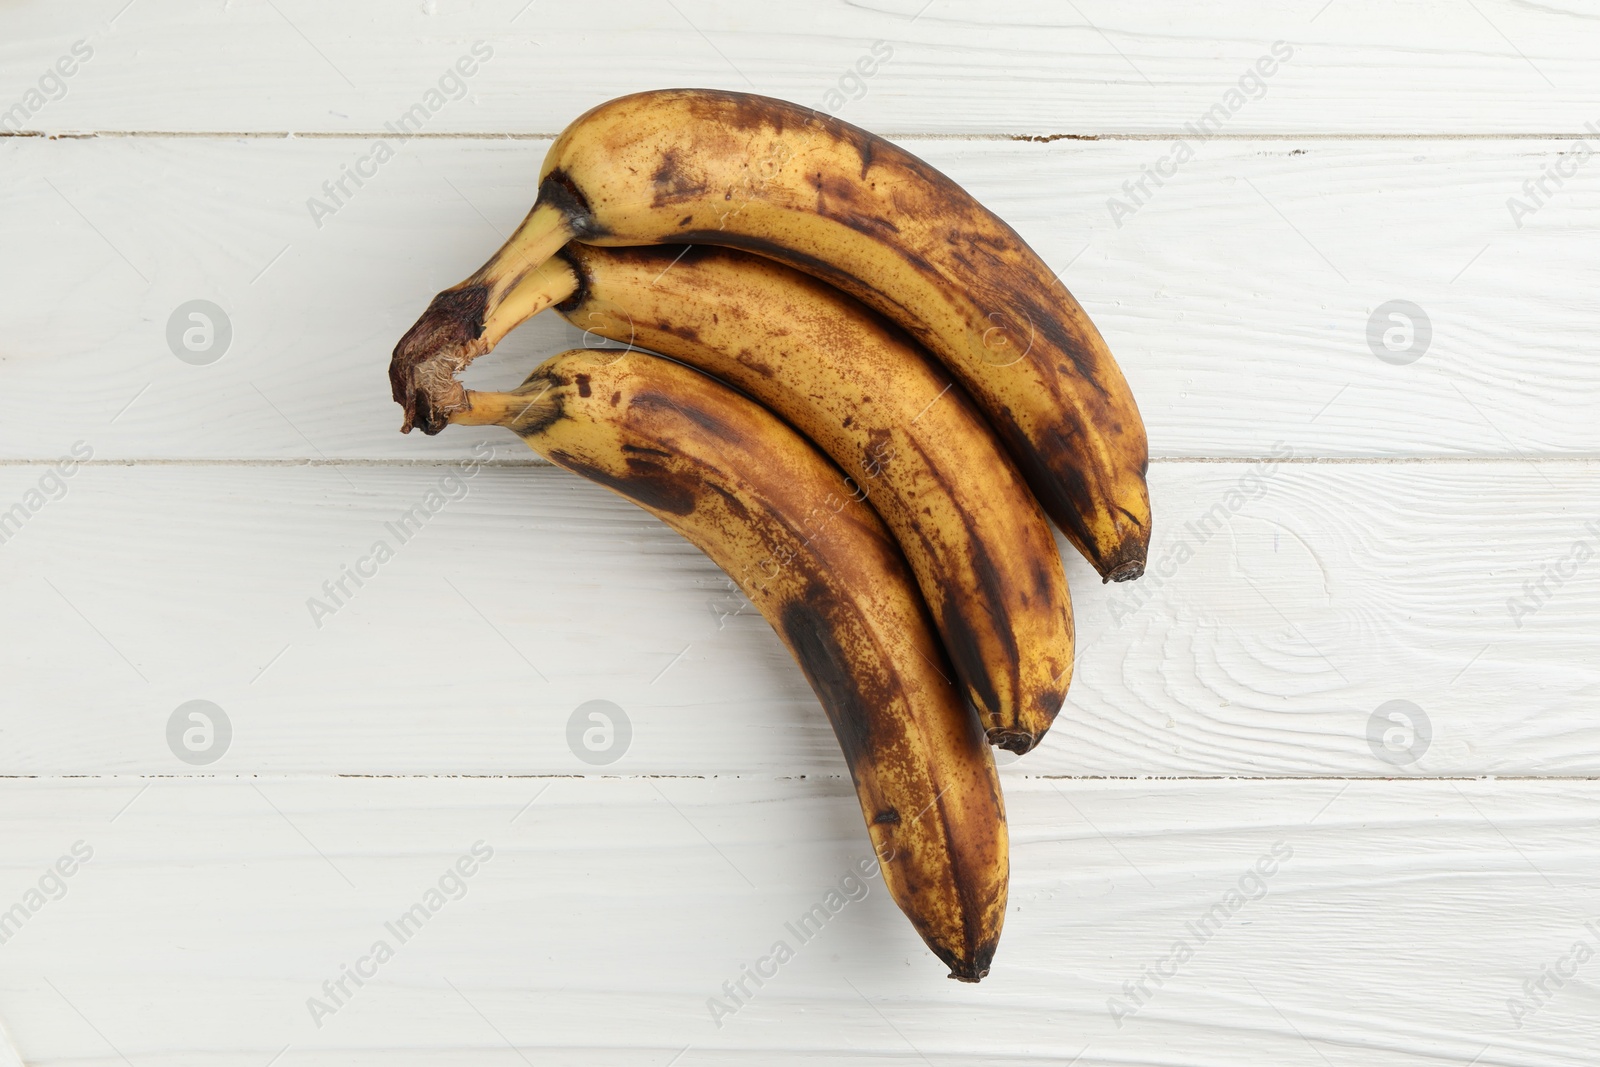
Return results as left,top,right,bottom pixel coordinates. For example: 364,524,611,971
988,729,1038,756
1105,559,1145,583
936,939,997,983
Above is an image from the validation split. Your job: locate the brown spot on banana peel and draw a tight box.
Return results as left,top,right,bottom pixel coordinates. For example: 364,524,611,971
779,594,886,776
620,443,673,459
634,391,746,447
862,427,894,477
545,448,698,517
812,169,903,242
857,136,875,180
705,481,752,523
654,321,703,345
650,148,711,206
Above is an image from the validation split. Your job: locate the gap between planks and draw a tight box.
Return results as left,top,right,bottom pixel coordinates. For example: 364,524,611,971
6,130,1600,142
4,774,1600,782
3,455,1599,468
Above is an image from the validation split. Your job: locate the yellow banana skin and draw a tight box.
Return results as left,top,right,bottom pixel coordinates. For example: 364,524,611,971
492,243,1073,753
451,349,1009,981
391,89,1151,581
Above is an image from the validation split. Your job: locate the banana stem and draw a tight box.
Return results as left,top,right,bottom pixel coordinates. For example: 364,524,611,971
468,200,582,311
391,201,580,435
450,390,528,426
479,256,580,351
450,383,559,437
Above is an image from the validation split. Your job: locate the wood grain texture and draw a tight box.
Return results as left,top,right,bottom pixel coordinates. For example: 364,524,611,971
2,0,1599,135
0,777,1593,1065
3,461,1596,778
3,136,1597,461
5,4,1599,1058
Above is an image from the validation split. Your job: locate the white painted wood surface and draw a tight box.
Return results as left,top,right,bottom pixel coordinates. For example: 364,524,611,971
2,778,1598,1065
2,1,1599,135
3,1,1599,1063
2,461,1597,778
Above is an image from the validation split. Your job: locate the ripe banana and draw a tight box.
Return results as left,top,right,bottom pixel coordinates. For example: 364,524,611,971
467,242,1074,753
391,88,1151,582
451,348,1009,981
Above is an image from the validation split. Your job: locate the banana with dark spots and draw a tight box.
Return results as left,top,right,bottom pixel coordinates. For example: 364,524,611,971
450,242,1075,754
391,88,1151,582
450,348,1010,982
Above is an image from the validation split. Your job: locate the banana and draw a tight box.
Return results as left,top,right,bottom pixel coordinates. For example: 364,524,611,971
391,88,1151,582
451,348,1009,981
460,242,1073,753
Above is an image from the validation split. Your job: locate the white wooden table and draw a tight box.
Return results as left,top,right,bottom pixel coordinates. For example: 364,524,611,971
3,2,1598,1063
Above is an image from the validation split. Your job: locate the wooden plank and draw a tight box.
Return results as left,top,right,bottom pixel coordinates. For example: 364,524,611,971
3,461,1595,778
0,776,1592,1064
4,136,1597,462
3,1,1599,135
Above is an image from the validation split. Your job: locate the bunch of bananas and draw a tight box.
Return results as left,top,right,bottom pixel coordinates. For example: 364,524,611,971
389,89,1150,982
